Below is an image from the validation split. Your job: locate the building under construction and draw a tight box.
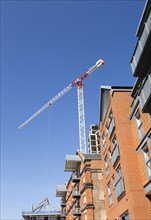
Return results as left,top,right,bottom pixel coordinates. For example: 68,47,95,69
22,198,61,220
56,150,106,220
22,211,61,220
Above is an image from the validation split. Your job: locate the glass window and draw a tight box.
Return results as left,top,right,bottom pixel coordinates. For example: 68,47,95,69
112,175,115,190
107,181,113,206
142,144,151,178
120,210,130,220
116,165,122,180
112,136,118,148
106,123,109,134
135,109,144,140
102,134,107,151
108,147,112,159
109,110,113,121
105,155,109,177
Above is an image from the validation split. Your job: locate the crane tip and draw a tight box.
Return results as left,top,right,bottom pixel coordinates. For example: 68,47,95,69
96,59,105,67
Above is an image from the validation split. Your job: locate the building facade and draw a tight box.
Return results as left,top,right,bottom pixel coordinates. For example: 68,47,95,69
99,86,151,220
56,151,106,220
130,0,151,202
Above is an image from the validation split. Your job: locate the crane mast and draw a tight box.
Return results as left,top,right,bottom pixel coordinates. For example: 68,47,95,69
18,59,104,153
77,81,86,153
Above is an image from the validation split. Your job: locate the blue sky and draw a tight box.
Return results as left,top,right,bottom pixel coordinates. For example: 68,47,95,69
1,0,146,219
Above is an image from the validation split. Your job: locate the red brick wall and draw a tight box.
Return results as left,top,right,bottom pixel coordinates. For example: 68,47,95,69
100,91,151,220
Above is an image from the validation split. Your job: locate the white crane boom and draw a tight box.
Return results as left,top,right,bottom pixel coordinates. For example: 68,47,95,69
32,198,50,213
18,59,104,152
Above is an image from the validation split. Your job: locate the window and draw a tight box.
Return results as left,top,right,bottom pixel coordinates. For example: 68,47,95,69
102,134,107,151
106,123,109,134
135,109,144,140
105,155,109,177
149,113,151,122
115,165,125,198
142,144,151,178
112,175,115,190
109,110,113,121
107,181,113,206
116,165,122,180
112,135,118,148
111,136,120,166
119,210,130,220
108,147,112,160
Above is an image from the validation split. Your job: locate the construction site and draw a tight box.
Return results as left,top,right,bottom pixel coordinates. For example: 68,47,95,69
20,1,151,220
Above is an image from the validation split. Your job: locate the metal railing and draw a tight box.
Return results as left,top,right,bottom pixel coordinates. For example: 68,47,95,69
139,73,151,111
131,10,151,73
72,171,80,182
72,206,81,215
72,188,80,198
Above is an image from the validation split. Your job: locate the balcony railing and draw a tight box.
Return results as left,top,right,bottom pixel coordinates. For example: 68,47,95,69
115,177,125,199
131,9,151,75
139,73,151,112
72,171,80,182
61,197,66,206
72,188,80,198
61,208,66,218
108,118,115,139
72,206,81,216
111,144,119,166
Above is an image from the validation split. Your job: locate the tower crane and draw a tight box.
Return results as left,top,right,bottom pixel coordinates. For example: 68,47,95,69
18,59,105,153
32,198,50,213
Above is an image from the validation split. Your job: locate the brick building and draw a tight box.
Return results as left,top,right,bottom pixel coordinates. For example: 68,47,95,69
56,151,106,220
99,86,151,220
130,0,151,201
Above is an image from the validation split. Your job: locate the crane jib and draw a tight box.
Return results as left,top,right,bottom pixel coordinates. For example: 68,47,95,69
18,59,104,132
70,64,97,87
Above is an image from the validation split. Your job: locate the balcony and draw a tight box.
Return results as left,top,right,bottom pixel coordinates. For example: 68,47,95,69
61,208,66,218
130,9,151,77
72,171,80,182
61,197,66,206
115,177,125,199
64,155,81,172
108,118,115,139
139,72,151,112
72,206,81,216
72,188,80,198
56,185,67,197
111,145,120,166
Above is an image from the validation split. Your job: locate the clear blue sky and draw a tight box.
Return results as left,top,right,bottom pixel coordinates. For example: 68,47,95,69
1,0,146,219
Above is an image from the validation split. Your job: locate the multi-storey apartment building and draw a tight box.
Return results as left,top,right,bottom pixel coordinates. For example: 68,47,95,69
56,150,106,220
99,86,151,220
130,0,151,202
